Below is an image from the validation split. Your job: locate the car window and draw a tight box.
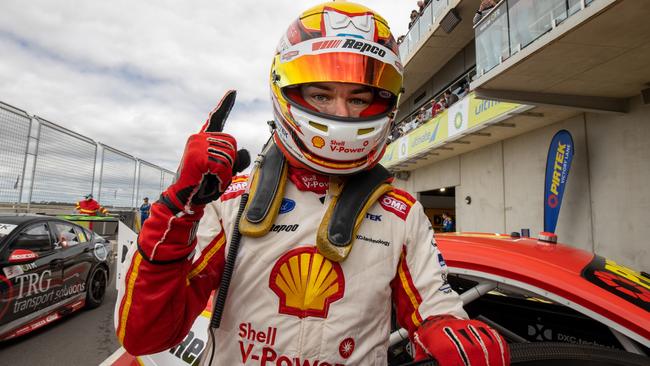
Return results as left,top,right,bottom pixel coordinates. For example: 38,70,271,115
83,228,93,241
53,222,81,248
73,226,90,243
13,223,53,252
0,222,18,240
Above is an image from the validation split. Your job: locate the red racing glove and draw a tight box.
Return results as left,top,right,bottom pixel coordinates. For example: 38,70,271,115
136,90,250,264
159,90,238,216
413,315,510,366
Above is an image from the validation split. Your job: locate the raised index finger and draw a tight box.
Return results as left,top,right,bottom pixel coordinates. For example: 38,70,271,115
201,89,237,133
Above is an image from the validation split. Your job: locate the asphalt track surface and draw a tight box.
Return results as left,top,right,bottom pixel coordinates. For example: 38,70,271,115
0,263,120,366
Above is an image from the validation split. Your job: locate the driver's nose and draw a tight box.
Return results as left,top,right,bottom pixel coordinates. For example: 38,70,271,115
332,97,351,118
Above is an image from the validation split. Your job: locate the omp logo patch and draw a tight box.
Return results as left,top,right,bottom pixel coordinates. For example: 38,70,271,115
379,189,414,221
269,246,344,318
220,175,249,201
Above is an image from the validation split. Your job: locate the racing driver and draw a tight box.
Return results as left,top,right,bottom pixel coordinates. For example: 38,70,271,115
115,2,510,365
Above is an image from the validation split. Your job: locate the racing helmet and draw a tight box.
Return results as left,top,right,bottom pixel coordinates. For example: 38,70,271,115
270,1,403,175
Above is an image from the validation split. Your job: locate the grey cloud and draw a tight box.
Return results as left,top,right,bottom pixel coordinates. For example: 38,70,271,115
0,1,410,171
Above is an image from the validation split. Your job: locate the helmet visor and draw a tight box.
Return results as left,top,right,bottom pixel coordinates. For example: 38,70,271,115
275,37,403,97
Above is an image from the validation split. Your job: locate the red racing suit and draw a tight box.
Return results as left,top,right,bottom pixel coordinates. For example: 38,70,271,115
75,199,107,215
115,166,466,365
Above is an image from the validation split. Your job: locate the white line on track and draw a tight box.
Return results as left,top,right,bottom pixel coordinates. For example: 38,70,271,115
99,347,126,366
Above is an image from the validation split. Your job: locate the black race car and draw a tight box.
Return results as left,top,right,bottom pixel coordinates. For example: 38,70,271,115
0,214,112,341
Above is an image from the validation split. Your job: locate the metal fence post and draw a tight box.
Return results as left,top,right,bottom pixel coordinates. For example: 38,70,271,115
131,158,138,208
97,143,104,202
26,120,42,210
17,117,33,207
134,159,141,206
91,142,98,199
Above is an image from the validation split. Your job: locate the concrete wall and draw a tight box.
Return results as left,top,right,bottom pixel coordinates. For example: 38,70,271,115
586,97,650,270
402,96,650,270
418,195,456,209
503,115,594,252
456,143,506,233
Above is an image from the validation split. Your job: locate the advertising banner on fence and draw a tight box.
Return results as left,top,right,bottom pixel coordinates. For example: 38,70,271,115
381,93,529,167
543,130,574,233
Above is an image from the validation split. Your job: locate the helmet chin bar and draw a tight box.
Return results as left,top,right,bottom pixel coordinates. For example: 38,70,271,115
272,98,392,176
274,132,377,176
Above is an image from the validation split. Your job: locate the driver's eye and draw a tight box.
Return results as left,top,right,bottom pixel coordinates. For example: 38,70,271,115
349,98,370,106
311,94,330,103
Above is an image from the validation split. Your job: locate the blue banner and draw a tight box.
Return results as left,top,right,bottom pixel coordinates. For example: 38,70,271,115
544,130,574,233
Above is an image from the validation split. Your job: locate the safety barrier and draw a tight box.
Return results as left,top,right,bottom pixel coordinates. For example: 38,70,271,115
0,100,175,209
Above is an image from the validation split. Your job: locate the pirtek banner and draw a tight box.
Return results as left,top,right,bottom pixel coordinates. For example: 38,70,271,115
544,130,574,233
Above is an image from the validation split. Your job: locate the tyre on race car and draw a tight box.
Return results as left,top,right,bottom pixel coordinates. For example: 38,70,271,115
509,342,649,366
401,342,650,366
85,264,108,309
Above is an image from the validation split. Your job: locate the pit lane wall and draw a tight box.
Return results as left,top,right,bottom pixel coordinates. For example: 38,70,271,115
391,95,650,271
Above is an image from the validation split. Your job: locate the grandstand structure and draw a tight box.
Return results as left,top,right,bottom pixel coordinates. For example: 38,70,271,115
389,0,650,270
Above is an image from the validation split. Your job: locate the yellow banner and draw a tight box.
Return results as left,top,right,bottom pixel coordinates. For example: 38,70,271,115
381,93,527,167
469,97,523,127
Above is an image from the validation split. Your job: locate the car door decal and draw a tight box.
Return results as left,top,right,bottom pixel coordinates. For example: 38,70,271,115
582,255,650,312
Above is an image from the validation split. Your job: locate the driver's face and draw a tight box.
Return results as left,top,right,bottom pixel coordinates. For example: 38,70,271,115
300,82,373,118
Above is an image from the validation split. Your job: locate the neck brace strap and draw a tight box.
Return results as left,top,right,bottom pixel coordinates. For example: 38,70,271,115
239,143,289,237
316,165,392,262
239,142,393,262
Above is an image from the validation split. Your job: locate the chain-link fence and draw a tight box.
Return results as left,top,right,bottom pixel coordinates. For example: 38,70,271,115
30,118,97,204
161,170,176,191
136,161,163,205
0,100,175,209
99,145,137,208
0,103,30,204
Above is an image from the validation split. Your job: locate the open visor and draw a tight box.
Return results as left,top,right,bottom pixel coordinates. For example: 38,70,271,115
275,37,403,97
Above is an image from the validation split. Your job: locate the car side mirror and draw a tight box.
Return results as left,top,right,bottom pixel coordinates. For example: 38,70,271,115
8,249,39,264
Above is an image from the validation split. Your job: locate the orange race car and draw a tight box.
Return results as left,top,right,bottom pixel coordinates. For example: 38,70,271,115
106,232,650,366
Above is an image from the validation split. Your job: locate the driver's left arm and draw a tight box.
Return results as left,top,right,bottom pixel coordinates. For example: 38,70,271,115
390,201,467,336
391,201,510,365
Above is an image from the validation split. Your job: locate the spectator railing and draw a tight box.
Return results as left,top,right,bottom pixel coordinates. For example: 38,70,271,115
399,0,450,62
475,0,595,76
382,92,532,169
390,68,476,144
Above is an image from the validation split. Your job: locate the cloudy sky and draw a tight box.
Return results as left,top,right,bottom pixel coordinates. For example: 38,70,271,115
0,1,412,171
